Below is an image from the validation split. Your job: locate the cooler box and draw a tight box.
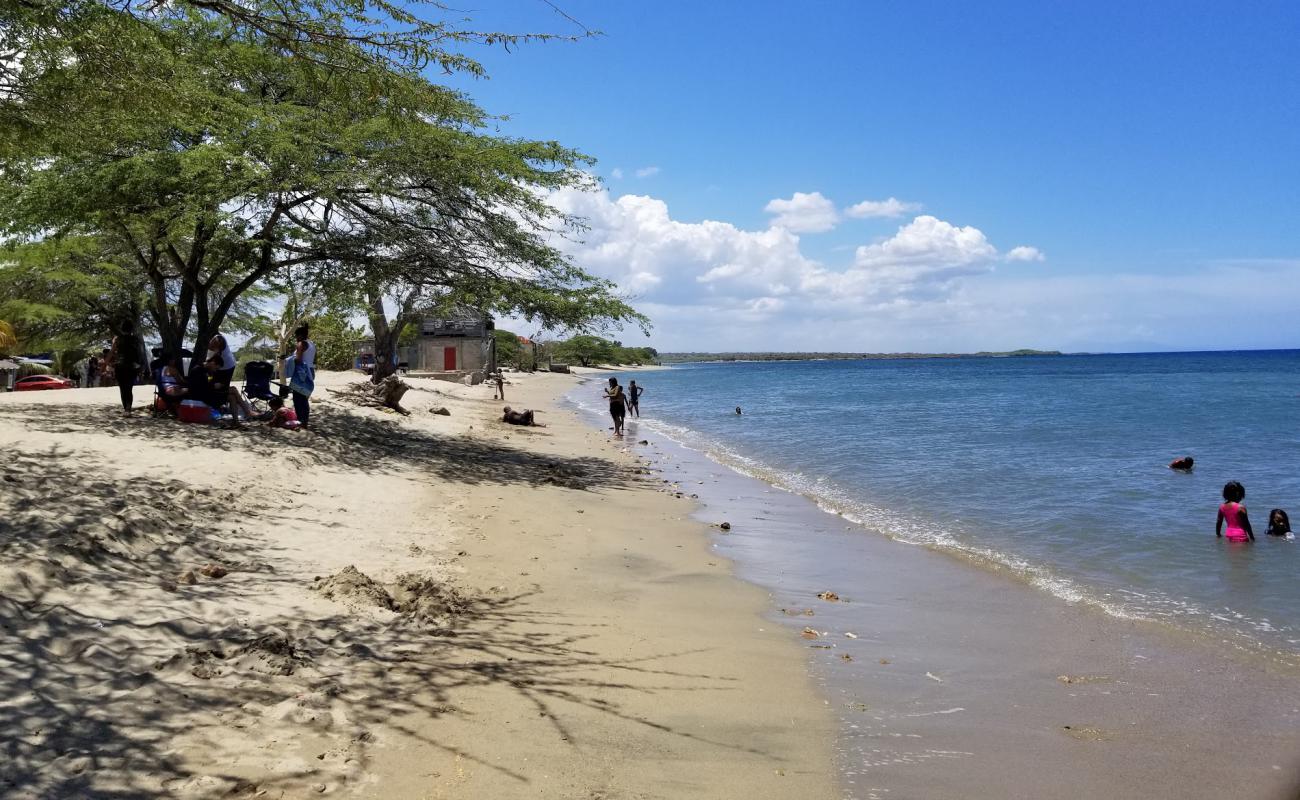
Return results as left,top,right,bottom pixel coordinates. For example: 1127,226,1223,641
178,400,210,424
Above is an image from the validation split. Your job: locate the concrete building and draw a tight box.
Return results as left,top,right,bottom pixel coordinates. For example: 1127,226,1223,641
355,310,496,378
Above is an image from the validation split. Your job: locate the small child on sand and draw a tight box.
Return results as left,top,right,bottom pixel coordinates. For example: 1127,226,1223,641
1216,481,1255,542
267,396,301,430
1266,509,1292,538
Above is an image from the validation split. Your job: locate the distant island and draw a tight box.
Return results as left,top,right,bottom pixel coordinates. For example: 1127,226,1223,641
657,349,1063,364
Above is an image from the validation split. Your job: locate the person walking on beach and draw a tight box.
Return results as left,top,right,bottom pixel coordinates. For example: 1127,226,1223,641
286,324,316,429
1216,481,1255,542
604,377,627,437
110,322,141,414
627,380,643,418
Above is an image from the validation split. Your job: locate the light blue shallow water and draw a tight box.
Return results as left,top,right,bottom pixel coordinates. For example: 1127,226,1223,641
602,352,1300,658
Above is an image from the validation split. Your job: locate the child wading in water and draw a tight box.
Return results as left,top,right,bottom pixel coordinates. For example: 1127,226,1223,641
1215,481,1255,542
1266,509,1292,538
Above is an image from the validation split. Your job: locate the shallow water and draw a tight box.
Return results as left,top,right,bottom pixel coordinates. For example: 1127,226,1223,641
587,352,1300,660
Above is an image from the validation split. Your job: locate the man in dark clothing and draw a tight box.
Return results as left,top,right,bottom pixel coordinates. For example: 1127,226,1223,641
111,322,142,414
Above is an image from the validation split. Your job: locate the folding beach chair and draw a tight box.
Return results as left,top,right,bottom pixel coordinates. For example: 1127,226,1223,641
242,360,277,414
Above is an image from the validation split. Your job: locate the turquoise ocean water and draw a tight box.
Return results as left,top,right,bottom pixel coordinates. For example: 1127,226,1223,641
597,352,1300,660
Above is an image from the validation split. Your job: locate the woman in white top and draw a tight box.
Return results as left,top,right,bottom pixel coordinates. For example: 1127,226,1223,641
287,323,316,428
206,333,238,397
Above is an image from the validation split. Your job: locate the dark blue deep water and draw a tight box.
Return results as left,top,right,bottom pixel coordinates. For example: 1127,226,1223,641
601,352,1300,658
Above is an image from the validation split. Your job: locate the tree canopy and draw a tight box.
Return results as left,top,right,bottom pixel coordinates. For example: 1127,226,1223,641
0,0,645,369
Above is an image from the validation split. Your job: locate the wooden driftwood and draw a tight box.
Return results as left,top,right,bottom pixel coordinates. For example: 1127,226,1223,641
327,375,411,415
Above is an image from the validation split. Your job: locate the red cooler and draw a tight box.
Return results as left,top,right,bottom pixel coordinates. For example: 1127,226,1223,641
178,400,210,424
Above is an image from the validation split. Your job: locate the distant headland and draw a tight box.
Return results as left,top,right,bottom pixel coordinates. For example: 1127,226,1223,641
658,349,1063,364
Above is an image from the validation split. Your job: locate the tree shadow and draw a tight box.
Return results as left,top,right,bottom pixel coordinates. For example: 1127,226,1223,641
0,400,636,491
0,449,776,798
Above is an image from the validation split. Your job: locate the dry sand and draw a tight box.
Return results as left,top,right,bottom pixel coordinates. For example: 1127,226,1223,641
0,370,835,798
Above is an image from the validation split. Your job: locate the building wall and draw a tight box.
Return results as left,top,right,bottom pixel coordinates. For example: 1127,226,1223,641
414,336,492,373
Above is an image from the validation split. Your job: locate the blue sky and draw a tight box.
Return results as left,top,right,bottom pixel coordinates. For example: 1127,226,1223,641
444,1,1300,352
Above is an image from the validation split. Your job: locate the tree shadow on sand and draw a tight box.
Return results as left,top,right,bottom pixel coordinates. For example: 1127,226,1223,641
0,401,637,491
0,451,772,798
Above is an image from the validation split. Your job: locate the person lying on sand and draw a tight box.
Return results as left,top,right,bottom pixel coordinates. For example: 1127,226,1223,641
502,406,545,427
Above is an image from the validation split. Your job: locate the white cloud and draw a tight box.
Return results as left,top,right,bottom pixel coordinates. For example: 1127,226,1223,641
854,215,996,269
635,166,661,178
1006,245,1045,262
546,190,1022,318
610,167,624,180
535,185,1266,354
764,191,839,233
844,197,922,219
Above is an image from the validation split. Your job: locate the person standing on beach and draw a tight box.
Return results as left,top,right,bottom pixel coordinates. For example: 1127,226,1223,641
110,322,141,414
627,380,643,418
286,324,316,429
604,377,627,437
1216,481,1255,542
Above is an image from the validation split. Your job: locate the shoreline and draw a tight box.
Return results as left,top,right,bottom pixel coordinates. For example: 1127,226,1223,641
589,362,1300,668
566,379,1300,799
0,370,836,798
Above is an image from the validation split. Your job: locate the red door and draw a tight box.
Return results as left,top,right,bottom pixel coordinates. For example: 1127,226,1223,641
443,346,457,371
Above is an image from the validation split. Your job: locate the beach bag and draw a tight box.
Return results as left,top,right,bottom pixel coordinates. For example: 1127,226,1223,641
285,357,315,398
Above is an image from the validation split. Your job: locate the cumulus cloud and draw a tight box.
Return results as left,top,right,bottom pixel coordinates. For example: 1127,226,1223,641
764,191,839,233
545,189,1029,320
610,167,624,180
635,166,661,178
539,185,1300,352
844,197,922,219
1006,245,1045,262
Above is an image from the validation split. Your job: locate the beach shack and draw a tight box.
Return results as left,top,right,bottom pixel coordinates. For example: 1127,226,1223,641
355,309,496,379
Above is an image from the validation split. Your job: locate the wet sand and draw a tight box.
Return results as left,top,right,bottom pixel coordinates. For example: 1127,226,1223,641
600,405,1300,800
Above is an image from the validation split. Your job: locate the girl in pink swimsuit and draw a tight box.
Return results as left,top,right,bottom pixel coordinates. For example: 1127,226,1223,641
1216,481,1255,542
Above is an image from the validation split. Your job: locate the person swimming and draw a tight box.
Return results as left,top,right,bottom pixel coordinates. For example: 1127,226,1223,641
1266,509,1292,538
1216,481,1255,543
1168,456,1194,471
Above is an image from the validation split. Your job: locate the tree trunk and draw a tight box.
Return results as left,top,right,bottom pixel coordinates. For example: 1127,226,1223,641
367,292,397,383
373,374,409,410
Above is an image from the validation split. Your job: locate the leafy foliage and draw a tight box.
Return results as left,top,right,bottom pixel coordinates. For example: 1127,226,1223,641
0,0,644,369
0,320,17,355
311,308,367,371
551,335,656,368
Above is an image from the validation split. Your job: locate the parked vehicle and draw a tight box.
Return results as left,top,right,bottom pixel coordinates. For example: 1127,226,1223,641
14,375,75,391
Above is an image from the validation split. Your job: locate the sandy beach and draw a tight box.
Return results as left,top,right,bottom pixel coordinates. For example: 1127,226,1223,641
0,370,835,798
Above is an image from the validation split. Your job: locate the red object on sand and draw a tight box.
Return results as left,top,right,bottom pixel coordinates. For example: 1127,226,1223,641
178,400,210,424
14,375,74,391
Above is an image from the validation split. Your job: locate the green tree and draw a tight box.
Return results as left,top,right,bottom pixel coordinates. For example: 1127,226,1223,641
1,1,644,375
310,308,366,371
554,334,617,367
0,320,17,355
493,329,522,366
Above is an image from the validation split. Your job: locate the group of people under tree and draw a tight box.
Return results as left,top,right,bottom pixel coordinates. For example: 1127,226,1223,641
122,324,316,431
603,377,644,437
